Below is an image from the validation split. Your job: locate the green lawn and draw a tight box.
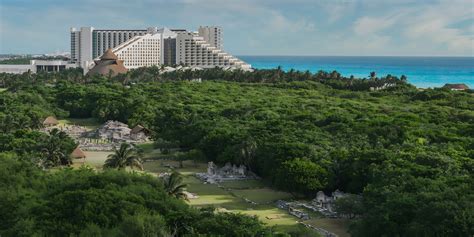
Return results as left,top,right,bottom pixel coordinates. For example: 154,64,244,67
0,88,7,92
303,218,351,237
58,117,101,130
141,159,345,235
219,179,266,189
143,160,207,175
72,151,112,169
136,143,155,153
72,148,347,236
185,175,305,233
232,188,293,204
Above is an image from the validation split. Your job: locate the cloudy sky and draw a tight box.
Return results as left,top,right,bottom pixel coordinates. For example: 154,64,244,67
0,0,473,56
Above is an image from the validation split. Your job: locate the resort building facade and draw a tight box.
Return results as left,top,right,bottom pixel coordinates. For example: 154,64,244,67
71,26,251,72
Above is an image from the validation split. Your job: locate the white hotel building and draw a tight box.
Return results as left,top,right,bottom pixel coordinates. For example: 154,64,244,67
71,26,251,72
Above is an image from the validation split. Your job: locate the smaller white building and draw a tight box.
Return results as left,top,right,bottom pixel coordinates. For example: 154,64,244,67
0,64,35,74
0,60,78,74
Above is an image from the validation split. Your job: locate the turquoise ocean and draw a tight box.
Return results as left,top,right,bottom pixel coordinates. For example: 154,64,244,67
239,56,474,88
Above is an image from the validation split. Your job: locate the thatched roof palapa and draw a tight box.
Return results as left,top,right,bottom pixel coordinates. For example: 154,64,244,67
87,49,128,77
43,116,58,126
71,147,86,159
443,83,469,90
130,124,150,135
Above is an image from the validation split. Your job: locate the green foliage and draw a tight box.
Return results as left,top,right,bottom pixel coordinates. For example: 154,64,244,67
162,172,188,200
0,155,275,237
41,128,76,167
1,68,473,235
275,158,328,196
104,143,144,170
334,194,363,219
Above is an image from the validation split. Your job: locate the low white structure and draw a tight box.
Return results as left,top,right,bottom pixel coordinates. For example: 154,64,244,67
0,60,78,74
0,64,34,74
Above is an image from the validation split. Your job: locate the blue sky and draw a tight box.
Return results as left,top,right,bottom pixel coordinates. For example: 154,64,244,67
0,0,473,56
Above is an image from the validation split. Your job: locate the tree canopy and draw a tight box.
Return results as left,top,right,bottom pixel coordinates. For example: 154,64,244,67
1,67,473,236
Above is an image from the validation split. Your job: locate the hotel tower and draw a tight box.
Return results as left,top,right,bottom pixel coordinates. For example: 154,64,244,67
70,26,250,73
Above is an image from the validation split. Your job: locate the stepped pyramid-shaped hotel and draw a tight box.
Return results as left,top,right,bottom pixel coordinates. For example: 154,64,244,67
71,26,251,73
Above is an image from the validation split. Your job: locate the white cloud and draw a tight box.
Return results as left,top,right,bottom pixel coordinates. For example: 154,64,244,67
353,16,396,35
0,0,473,56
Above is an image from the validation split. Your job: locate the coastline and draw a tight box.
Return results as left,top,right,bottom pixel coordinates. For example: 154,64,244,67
239,55,474,89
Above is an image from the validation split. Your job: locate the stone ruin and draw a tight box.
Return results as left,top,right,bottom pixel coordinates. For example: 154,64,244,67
276,200,310,220
94,120,149,143
38,120,150,152
42,124,88,139
96,121,131,141
289,207,310,220
275,189,351,220
75,121,150,151
312,190,347,216
196,161,257,184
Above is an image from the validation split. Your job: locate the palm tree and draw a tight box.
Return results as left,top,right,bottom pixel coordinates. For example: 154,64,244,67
41,140,65,168
41,128,71,167
369,71,377,80
236,138,257,171
162,172,188,201
103,143,143,170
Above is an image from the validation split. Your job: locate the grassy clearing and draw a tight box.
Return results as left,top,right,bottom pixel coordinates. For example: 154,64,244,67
303,218,351,237
0,88,7,92
143,160,207,175
136,143,155,153
184,175,305,233
58,117,101,130
71,151,112,169
141,159,342,235
239,207,302,233
71,148,348,236
219,179,266,189
232,188,293,204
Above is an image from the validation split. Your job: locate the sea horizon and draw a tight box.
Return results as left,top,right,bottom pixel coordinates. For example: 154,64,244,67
239,55,474,89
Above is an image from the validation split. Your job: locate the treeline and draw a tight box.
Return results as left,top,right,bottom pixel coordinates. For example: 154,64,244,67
1,65,414,91
1,68,473,236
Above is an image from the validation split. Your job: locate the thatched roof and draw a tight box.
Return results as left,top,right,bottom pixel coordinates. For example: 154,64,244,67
130,124,150,135
130,125,144,134
100,48,119,60
43,116,58,126
71,147,86,159
87,49,128,77
443,83,469,90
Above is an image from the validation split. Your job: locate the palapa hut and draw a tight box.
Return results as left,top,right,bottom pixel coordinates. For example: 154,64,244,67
87,49,128,77
71,147,86,161
43,116,59,127
130,124,150,140
443,83,469,91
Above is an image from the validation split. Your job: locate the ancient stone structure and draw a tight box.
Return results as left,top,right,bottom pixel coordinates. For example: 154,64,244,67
40,120,150,151
289,207,310,220
94,121,150,143
312,190,347,213
196,162,256,183
96,121,131,141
